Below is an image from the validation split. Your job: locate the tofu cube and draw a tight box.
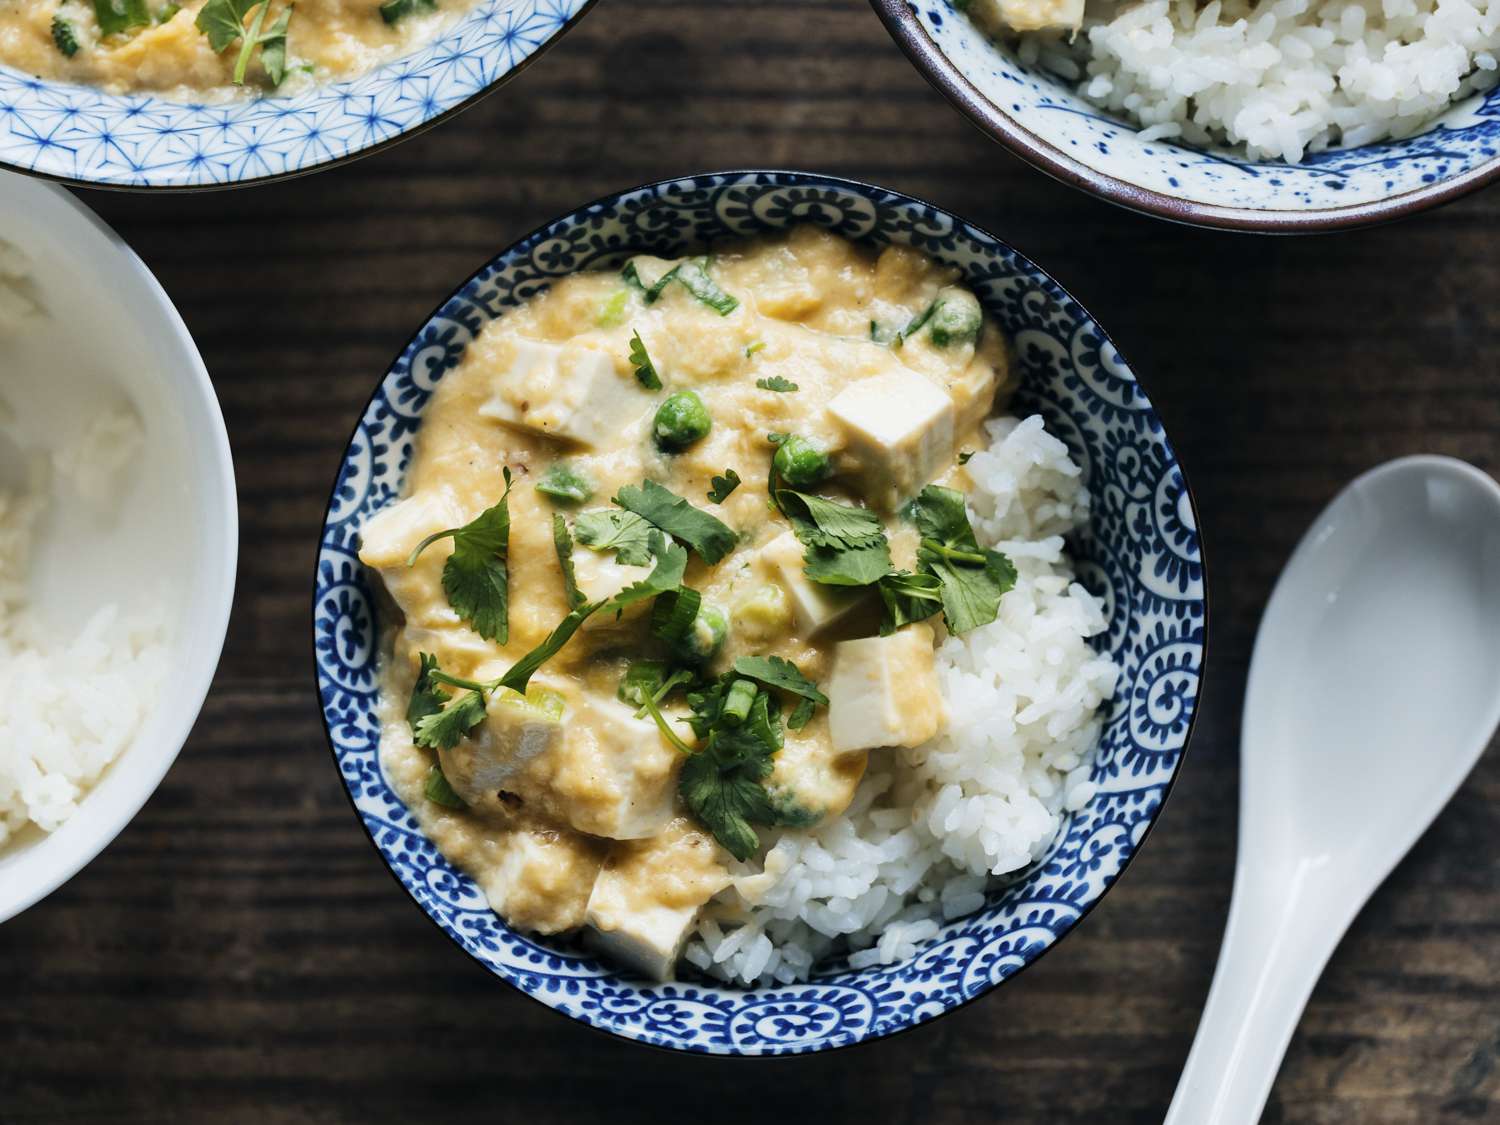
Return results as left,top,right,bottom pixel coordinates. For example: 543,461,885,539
544,695,682,840
478,338,650,448
827,369,955,509
760,530,867,636
479,825,602,935
359,487,467,628
437,687,567,812
586,819,731,980
996,0,1084,32
827,624,945,752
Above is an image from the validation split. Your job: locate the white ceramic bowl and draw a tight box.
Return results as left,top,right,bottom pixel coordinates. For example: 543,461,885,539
0,172,237,923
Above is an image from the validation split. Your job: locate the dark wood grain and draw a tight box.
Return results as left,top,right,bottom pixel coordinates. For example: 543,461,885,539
3,0,1499,1120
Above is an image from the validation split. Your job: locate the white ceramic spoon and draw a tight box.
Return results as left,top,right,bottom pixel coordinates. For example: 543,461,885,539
1165,455,1500,1125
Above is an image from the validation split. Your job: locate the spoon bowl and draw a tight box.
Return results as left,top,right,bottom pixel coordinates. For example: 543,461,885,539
1167,455,1500,1123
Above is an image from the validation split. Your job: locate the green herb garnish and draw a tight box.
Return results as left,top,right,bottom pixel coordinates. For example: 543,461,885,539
679,686,782,860
876,570,944,635
730,655,826,729
707,469,740,504
650,586,703,654
195,0,293,86
745,341,766,358
911,485,1017,635
628,330,661,391
596,288,630,328
958,450,974,465
552,513,585,609
379,0,433,23
404,468,512,643
536,462,593,506
756,376,798,393
614,479,736,565
423,763,466,808
51,14,79,55
673,258,739,316
776,490,893,587
406,652,448,734
608,531,688,613
413,687,488,750
574,508,655,566
94,0,148,36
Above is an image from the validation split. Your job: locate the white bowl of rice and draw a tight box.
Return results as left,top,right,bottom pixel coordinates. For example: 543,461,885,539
0,172,236,924
875,0,1500,230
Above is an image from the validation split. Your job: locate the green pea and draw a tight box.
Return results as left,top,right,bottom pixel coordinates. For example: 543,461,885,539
927,287,982,348
536,462,593,505
653,390,712,451
773,435,832,488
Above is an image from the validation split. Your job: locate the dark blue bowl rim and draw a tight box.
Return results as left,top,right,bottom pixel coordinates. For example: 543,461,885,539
0,0,600,194
310,168,1212,1055
869,0,1500,234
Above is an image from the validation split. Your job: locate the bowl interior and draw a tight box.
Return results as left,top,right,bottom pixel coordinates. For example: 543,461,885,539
887,0,1500,221
0,174,237,921
0,0,592,189
314,171,1206,1055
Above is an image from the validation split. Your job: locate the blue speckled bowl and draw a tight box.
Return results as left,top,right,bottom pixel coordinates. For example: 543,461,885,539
873,0,1500,231
313,171,1208,1055
0,0,594,189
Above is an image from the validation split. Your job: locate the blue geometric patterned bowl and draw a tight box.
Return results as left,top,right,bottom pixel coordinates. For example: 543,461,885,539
0,0,593,189
872,0,1500,231
313,170,1208,1055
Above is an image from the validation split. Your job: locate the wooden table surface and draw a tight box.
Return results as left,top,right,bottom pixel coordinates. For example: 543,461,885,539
4,1,1499,1121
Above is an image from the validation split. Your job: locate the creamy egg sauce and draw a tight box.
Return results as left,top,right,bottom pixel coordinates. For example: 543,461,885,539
0,0,467,98
365,226,1018,979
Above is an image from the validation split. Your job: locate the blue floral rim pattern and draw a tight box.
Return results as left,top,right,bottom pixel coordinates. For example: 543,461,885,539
0,0,593,189
313,171,1208,1055
872,0,1500,229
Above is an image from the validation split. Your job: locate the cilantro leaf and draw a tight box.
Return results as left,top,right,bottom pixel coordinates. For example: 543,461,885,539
552,513,585,610
379,0,433,21
423,764,466,808
618,660,673,709
405,470,513,643
608,531,687,612
95,0,148,35
777,490,893,587
52,15,80,55
628,330,661,391
650,586,702,651
406,652,449,734
495,600,604,695
614,480,736,565
730,655,828,706
910,485,1017,634
673,258,739,316
958,450,975,466
194,0,253,50
413,689,487,750
707,469,740,504
574,508,654,566
787,698,816,730
877,570,944,635
679,721,779,861
756,376,798,393
256,3,291,85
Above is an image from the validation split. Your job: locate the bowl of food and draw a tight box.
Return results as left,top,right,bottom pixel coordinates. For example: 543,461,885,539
314,169,1206,1054
0,171,236,922
872,0,1500,230
0,0,596,189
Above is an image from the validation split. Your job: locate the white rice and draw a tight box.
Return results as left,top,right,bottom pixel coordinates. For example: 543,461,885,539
0,248,168,849
996,0,1500,162
686,414,1119,986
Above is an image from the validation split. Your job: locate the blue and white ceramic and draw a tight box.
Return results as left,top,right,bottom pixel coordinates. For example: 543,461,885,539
0,0,593,188
313,171,1208,1055
873,0,1500,231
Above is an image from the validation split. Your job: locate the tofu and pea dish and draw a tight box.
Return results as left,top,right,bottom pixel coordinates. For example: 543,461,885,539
360,227,1118,985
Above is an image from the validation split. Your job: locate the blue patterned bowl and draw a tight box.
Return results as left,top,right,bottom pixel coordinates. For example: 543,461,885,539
0,0,594,189
872,0,1500,231
314,170,1208,1055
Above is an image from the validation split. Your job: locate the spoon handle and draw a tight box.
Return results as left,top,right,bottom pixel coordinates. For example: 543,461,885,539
1164,861,1349,1125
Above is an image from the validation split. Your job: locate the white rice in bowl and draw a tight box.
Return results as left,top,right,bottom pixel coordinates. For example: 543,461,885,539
0,249,169,849
686,414,1120,987
978,0,1500,163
